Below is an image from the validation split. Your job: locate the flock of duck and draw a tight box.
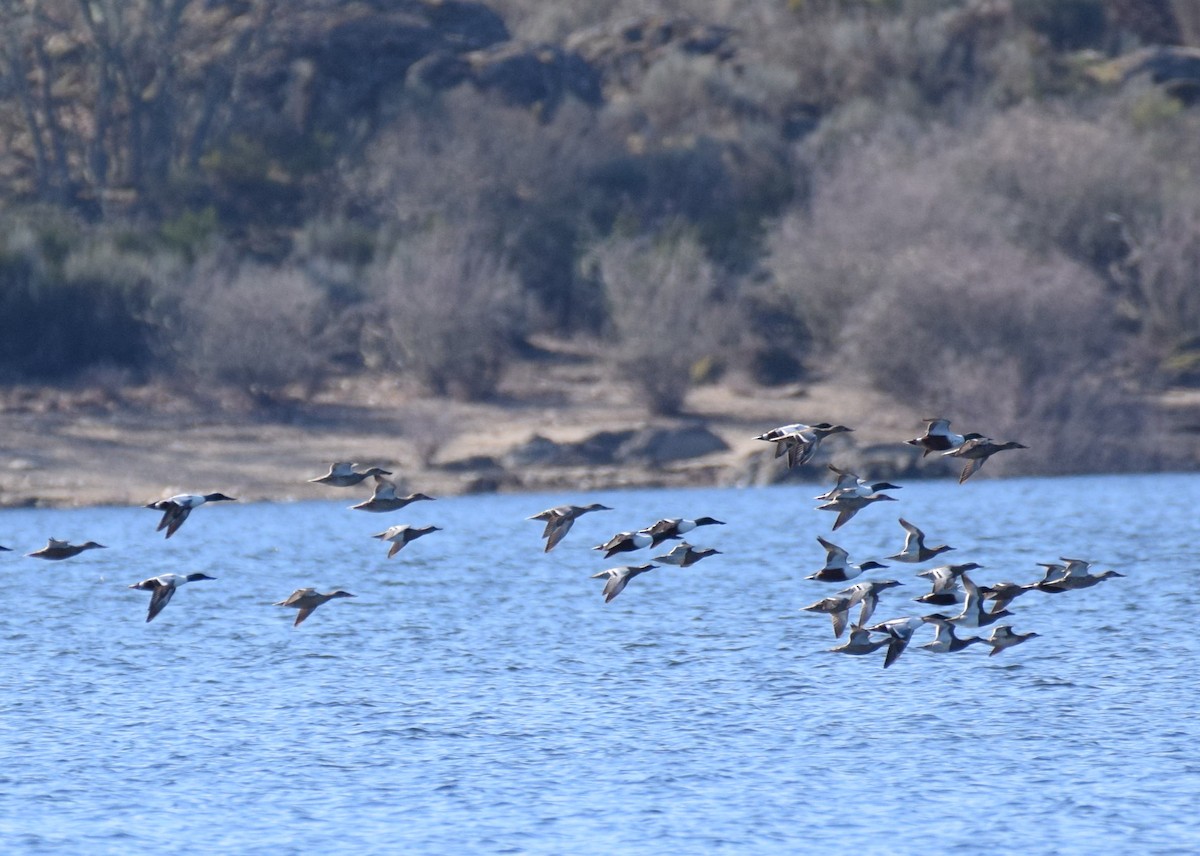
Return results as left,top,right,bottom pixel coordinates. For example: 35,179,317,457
0,418,1120,651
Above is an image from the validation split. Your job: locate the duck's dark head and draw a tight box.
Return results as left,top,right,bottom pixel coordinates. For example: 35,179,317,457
695,517,725,527
363,468,392,477
409,493,436,502
875,579,903,590
586,503,613,512
82,541,107,550
860,560,889,572
950,562,983,573
329,590,356,599
871,482,903,492
205,493,237,502
186,573,217,582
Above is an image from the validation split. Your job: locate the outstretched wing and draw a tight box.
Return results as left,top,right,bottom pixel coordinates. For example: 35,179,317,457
146,583,175,623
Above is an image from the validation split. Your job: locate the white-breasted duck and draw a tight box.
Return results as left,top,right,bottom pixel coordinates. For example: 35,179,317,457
943,435,1027,483
350,476,435,513
801,595,855,638
887,518,954,564
919,615,984,653
984,625,1041,656
145,493,236,539
591,563,658,603
816,491,898,531
837,578,902,628
915,562,982,607
373,524,441,558
948,573,1012,629
905,418,967,457
593,530,653,559
805,536,887,583
309,462,393,487
641,517,725,548
814,465,901,502
652,541,720,568
528,503,612,553
755,422,853,469
26,538,107,560
274,588,356,626
128,572,215,622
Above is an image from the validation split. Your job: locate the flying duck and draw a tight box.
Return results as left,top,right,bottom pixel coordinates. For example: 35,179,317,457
350,476,435,512
0,544,11,552
590,563,658,603
816,491,898,531
128,572,215,622
905,418,967,457
837,578,902,628
915,562,982,606
919,615,984,653
979,581,1034,613
308,462,393,487
528,503,612,553
26,538,107,560
274,588,356,626
829,627,890,657
373,524,441,558
755,422,853,469
145,493,236,539
887,518,954,564
1039,567,1124,592
865,616,925,668
652,542,720,567
814,465,901,501
593,530,653,559
641,517,725,548
942,435,1027,483
805,536,887,583
801,595,855,638
948,573,1012,629
984,625,1041,656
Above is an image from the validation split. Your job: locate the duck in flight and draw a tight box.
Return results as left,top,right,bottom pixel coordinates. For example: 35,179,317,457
652,542,720,567
26,538,107,560
274,588,356,626
350,476,435,512
905,418,967,457
814,465,901,502
755,422,852,469
128,572,215,622
887,518,954,564
816,491,898,531
801,594,855,638
145,493,236,539
984,625,1040,656
591,563,658,603
308,462,393,487
805,536,887,583
373,524,441,558
943,435,1027,483
837,578,902,628
641,517,725,548
593,530,653,559
528,503,612,553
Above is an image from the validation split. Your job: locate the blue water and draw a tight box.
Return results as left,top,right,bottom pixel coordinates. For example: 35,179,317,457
1,474,1197,854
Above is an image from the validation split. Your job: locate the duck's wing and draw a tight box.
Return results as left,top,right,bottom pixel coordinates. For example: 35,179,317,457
163,506,191,539
542,516,575,552
830,607,850,638
957,457,984,484
145,583,175,623
816,536,850,568
293,606,318,627
830,505,858,531
897,518,924,551
369,476,399,500
386,537,408,559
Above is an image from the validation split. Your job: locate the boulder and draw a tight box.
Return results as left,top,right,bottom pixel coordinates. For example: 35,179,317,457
613,425,729,466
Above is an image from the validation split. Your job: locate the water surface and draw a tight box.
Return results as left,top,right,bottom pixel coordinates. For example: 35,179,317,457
1,474,1196,853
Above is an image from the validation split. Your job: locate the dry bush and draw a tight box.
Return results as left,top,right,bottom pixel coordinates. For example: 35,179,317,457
841,239,1161,474
171,260,335,399
964,106,1168,272
589,230,722,415
368,224,524,401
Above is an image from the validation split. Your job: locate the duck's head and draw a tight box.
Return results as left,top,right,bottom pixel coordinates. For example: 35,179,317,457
695,517,725,526
329,590,356,599
859,560,889,572
186,573,217,582
586,503,613,512
205,493,237,502
81,541,107,550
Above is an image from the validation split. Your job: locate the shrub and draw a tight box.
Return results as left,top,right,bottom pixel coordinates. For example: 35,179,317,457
169,260,336,399
589,229,722,415
368,223,525,401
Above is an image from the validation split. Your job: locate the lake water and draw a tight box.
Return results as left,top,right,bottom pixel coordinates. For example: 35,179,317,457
1,473,1197,854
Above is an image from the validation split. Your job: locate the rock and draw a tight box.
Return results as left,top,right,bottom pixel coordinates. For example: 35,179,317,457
613,425,729,466
465,42,603,117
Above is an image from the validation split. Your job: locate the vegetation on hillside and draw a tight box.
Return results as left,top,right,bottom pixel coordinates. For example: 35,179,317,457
1,0,1199,471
